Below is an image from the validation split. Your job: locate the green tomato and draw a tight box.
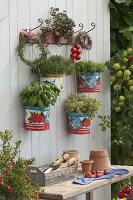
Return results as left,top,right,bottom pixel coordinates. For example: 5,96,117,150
37,99,44,108
130,86,133,92
127,48,133,55
124,70,131,76
119,96,125,102
115,107,121,112
116,71,123,78
128,80,133,86
123,58,128,63
110,75,116,81
113,63,120,70
123,75,130,81
118,102,124,107
113,84,121,91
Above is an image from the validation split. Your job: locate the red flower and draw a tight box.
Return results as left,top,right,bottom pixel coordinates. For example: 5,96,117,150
7,185,12,193
0,178,4,185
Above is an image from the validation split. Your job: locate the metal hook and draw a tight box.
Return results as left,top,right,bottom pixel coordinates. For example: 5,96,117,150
31,18,44,31
74,23,84,34
85,22,96,34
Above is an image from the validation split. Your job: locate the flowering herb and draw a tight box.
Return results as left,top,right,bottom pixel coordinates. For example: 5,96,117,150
41,7,76,42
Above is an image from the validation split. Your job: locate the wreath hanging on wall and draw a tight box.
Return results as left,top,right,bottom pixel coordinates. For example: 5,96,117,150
18,38,48,68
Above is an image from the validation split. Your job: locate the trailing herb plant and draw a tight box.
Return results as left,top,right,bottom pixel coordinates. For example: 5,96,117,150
34,55,75,77
20,81,60,108
75,60,105,75
64,94,101,118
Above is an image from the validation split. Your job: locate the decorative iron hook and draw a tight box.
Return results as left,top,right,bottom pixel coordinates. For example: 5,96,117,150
74,23,84,34
31,18,44,31
85,22,96,34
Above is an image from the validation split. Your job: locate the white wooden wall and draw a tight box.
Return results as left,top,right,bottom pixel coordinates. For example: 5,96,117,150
0,0,110,199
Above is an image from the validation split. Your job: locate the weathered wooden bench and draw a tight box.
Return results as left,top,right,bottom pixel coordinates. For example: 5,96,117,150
39,165,133,200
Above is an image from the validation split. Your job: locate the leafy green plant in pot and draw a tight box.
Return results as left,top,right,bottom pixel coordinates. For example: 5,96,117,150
75,60,105,93
64,94,101,134
20,81,60,131
34,55,75,90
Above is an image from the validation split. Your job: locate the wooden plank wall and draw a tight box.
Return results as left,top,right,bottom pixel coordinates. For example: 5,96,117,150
0,0,110,199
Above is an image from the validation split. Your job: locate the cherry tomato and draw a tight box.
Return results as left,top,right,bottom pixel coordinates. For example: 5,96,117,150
75,44,81,49
95,170,100,173
117,192,125,199
76,49,81,55
91,170,96,175
71,48,77,54
70,53,77,59
122,186,131,194
84,171,92,178
104,169,109,175
75,55,81,60
96,172,101,178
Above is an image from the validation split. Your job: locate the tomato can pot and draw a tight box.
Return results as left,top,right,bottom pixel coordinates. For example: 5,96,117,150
67,112,91,134
25,106,50,131
77,72,101,93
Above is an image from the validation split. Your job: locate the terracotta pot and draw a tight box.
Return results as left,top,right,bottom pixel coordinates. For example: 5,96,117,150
80,160,94,173
63,150,80,169
89,149,111,171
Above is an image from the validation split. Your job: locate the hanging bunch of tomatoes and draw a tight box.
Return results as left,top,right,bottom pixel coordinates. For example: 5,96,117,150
70,44,81,62
117,185,132,200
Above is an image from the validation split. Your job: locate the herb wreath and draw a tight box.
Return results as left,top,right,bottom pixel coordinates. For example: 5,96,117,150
18,39,47,68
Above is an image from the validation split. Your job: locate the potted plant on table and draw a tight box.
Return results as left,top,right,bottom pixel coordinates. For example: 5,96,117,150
75,60,105,93
0,130,39,200
34,55,75,90
20,81,60,131
64,94,101,134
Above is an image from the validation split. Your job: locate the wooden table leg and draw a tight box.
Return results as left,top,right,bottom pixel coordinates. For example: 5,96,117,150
131,176,133,198
86,192,90,200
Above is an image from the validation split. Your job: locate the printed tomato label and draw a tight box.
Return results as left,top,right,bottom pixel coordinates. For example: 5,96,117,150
77,73,101,93
25,106,50,131
67,112,91,134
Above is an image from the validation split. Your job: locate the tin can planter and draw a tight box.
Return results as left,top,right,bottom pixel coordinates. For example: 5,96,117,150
40,75,63,90
25,106,50,131
67,112,91,134
77,72,101,93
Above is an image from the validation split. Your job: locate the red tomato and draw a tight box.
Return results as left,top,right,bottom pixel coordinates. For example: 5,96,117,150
84,171,92,178
104,169,109,175
76,49,81,55
95,170,100,173
71,47,77,54
96,172,101,178
75,44,81,49
122,186,131,194
70,53,77,59
75,55,81,60
91,170,96,175
117,192,125,199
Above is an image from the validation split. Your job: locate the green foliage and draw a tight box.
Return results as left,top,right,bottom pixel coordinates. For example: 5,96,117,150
75,60,105,75
34,55,75,76
97,115,111,132
20,81,60,108
64,94,101,119
0,130,38,200
110,0,133,55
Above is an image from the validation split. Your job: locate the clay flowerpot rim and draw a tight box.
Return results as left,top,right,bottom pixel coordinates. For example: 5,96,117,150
80,160,94,164
63,150,79,153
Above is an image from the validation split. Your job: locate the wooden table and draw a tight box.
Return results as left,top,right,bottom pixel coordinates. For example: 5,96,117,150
39,165,133,200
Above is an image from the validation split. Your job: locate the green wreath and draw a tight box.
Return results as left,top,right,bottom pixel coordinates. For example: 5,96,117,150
18,39,47,67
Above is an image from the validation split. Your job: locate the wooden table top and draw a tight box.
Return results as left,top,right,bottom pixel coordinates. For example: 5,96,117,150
39,165,133,200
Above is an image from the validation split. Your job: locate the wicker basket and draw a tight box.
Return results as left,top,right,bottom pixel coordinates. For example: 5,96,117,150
89,149,111,171
29,165,75,186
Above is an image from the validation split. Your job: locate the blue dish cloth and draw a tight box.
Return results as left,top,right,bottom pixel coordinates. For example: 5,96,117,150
73,168,129,185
